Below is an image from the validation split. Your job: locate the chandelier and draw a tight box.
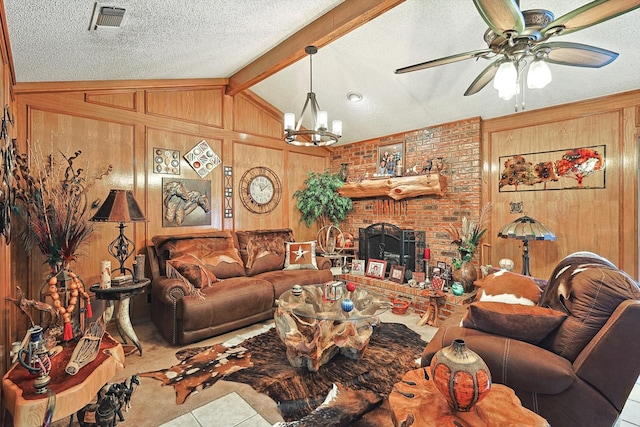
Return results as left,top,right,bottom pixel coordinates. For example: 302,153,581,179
284,46,342,147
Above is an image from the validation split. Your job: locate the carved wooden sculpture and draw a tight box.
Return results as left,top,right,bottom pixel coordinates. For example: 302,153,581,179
274,285,392,372
390,368,550,427
338,174,446,200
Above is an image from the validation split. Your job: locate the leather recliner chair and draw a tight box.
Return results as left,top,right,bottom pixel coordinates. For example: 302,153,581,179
421,252,640,427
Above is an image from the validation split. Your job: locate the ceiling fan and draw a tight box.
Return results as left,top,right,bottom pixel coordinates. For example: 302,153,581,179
395,0,640,103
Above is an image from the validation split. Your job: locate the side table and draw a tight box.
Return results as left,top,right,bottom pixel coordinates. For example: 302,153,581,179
390,367,550,426
90,278,150,356
2,332,124,427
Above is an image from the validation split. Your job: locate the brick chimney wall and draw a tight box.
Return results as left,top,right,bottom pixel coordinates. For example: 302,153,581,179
330,117,483,269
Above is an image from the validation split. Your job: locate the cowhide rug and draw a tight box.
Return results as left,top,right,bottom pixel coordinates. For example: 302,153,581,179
139,343,252,404
141,322,426,422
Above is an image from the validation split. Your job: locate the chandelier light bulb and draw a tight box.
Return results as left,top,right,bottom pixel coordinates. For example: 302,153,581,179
284,113,295,131
316,110,328,130
332,120,342,137
527,60,552,89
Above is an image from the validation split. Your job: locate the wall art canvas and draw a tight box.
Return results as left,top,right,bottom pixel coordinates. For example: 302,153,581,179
153,147,181,175
499,145,606,192
184,140,221,178
162,178,211,227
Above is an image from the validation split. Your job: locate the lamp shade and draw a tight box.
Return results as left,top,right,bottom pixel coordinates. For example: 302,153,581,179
90,189,146,223
497,215,556,241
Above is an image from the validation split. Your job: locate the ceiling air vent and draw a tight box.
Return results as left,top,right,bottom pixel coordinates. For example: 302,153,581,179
90,3,126,30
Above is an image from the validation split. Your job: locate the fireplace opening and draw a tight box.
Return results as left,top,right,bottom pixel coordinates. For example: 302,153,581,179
358,223,425,276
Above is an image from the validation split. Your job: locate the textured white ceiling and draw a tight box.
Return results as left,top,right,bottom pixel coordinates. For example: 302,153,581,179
4,0,640,145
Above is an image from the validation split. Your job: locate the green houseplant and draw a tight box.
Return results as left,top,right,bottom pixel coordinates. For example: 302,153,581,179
293,170,353,228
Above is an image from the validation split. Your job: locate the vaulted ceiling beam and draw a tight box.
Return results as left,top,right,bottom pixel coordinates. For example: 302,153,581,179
226,0,405,96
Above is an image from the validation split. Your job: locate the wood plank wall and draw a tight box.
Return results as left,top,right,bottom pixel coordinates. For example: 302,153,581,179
482,90,640,280
3,82,330,361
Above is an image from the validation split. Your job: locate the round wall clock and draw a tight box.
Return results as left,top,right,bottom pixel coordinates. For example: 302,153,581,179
239,166,282,214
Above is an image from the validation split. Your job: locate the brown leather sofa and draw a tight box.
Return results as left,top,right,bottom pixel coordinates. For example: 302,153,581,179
147,229,332,345
421,252,640,427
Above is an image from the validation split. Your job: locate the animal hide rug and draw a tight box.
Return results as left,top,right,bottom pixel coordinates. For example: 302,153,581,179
139,343,252,404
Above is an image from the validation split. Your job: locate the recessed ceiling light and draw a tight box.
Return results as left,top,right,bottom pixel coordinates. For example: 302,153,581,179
347,92,363,102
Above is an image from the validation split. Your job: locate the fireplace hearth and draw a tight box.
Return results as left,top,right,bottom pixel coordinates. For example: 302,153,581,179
359,223,425,275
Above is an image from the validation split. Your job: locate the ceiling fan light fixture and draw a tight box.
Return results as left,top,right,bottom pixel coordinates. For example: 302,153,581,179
283,46,341,147
527,59,552,89
493,61,517,91
498,84,518,101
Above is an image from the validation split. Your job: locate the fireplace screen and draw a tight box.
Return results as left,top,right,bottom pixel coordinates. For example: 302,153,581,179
358,223,425,275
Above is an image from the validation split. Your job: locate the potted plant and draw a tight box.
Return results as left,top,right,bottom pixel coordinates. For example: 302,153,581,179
294,170,353,228
446,204,491,292
294,170,353,253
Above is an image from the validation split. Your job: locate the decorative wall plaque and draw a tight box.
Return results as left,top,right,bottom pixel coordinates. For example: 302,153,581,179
184,140,220,178
153,148,180,175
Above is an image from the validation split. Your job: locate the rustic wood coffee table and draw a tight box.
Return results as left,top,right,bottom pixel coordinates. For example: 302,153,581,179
274,283,392,372
390,367,550,426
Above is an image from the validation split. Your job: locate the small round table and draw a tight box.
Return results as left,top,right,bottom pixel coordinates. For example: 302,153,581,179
90,278,150,356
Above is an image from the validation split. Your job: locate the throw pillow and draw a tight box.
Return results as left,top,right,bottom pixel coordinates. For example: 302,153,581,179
462,302,567,344
236,229,294,276
284,241,318,270
166,254,217,288
152,230,245,278
476,270,542,305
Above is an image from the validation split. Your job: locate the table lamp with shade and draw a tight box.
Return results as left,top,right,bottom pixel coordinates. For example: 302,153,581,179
497,215,556,276
90,189,146,277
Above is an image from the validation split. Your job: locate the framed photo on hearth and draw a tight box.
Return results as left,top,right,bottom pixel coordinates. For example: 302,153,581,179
389,264,405,283
366,259,387,279
351,259,366,276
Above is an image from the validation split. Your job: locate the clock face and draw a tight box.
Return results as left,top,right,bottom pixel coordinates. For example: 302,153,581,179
249,175,274,205
239,167,282,214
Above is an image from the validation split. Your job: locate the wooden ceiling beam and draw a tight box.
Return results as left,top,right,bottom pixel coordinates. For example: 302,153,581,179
226,0,405,96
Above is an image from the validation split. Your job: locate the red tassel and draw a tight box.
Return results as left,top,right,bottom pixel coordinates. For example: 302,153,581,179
63,322,73,341
86,300,93,319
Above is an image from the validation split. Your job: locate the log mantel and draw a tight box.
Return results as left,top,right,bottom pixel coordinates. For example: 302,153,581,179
338,174,446,200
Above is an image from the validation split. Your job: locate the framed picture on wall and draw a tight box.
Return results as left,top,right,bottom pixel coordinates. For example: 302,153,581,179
389,264,406,283
377,142,404,176
366,259,387,279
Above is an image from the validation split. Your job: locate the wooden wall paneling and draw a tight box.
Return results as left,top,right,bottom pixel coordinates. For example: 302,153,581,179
85,90,137,111
145,88,224,128
233,142,286,231
222,93,235,230
146,127,223,239
287,151,330,242
620,106,639,278
27,108,136,299
488,112,622,280
233,91,285,139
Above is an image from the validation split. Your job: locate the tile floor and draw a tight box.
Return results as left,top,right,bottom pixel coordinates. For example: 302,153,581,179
617,376,640,426
160,392,271,427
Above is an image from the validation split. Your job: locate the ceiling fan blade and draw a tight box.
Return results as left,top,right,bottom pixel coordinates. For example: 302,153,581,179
538,42,618,68
464,59,503,96
472,0,524,35
541,0,640,37
395,49,493,74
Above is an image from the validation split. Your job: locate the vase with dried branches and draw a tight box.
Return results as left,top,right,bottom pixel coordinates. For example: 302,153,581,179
446,204,491,292
13,143,112,339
